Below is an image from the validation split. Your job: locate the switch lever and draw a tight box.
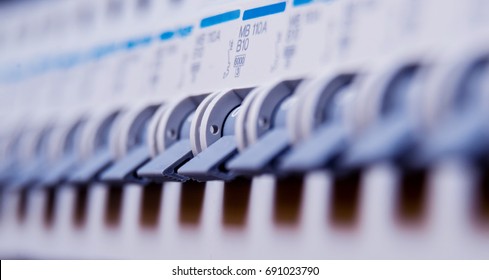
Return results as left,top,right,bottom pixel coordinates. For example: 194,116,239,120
99,146,151,184
67,111,121,185
280,124,347,172
227,81,301,175
136,139,193,182
178,89,252,181
178,136,237,181
340,64,424,169
39,120,87,187
99,105,159,184
280,74,357,172
136,96,206,182
68,149,113,184
6,128,52,190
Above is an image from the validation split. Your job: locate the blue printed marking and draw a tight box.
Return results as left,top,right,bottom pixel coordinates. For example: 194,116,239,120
90,43,120,59
293,0,314,6
0,64,22,83
160,31,175,41
200,10,241,28
1,23,195,81
243,2,286,20
29,57,52,74
56,53,83,68
125,36,153,49
160,25,193,41
177,25,193,37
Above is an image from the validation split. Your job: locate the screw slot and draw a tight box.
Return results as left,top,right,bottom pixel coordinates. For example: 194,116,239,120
167,128,177,139
210,125,219,135
258,117,269,129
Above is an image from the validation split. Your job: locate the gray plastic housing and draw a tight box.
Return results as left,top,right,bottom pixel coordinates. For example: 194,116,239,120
178,102,244,182
136,108,197,182
99,105,159,184
67,111,122,184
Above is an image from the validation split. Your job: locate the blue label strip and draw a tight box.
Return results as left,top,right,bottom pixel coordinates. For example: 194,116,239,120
159,31,175,41
293,0,314,6
200,10,241,28
2,0,316,82
1,0,316,81
161,25,194,41
177,25,193,37
243,2,286,21
125,36,153,49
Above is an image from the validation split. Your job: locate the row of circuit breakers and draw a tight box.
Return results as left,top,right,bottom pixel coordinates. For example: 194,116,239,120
1,0,489,190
